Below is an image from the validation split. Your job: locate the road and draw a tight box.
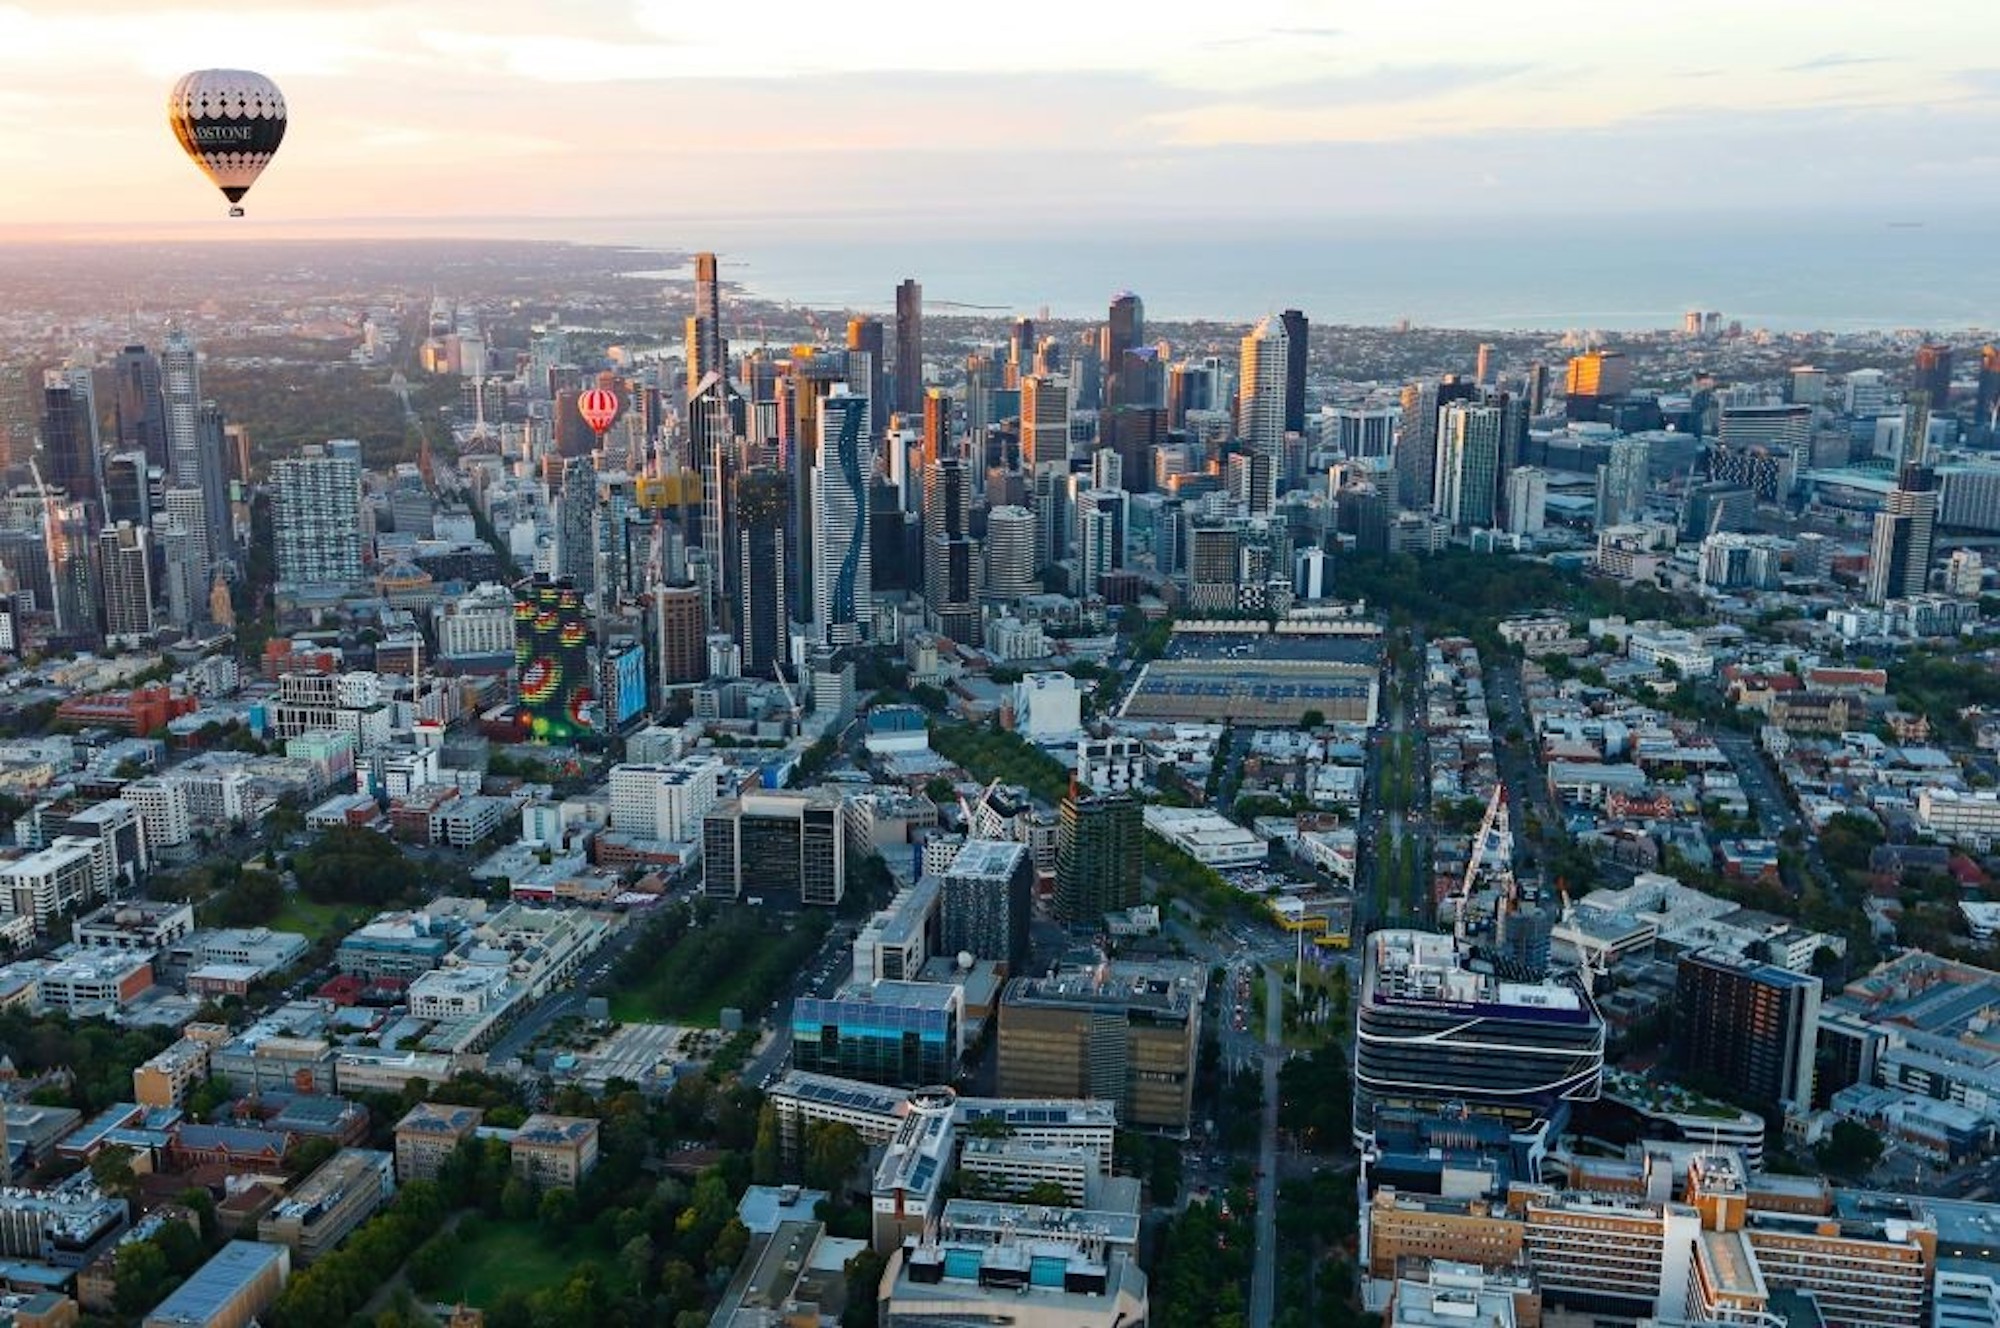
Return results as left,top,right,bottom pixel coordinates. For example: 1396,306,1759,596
1248,965,1283,1328
486,915,649,1064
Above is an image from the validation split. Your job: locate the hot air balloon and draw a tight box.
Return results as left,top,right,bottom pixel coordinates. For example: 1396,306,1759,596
167,70,287,217
577,387,620,438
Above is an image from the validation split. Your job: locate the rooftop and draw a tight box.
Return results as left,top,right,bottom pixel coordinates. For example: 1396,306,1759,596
142,1240,287,1327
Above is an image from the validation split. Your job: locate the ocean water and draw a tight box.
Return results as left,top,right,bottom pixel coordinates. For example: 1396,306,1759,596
606,214,2000,334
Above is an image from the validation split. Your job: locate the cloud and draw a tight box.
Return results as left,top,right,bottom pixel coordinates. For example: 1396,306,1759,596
1786,54,1891,72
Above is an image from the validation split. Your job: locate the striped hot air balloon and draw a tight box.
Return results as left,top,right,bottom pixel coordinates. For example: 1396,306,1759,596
578,387,620,438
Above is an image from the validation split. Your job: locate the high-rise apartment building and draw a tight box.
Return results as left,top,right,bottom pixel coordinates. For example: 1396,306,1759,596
1396,381,1441,511
732,468,789,677
1237,316,1289,504
98,522,154,644
1072,487,1125,599
1053,791,1141,924
1280,308,1309,434
939,839,1033,973
984,505,1037,601
1432,402,1502,530
1506,467,1549,535
1916,343,1953,413
271,446,362,587
811,387,872,646
1978,345,2000,432
1595,438,1650,527
847,316,888,434
160,330,205,494
1867,468,1939,605
924,455,982,644
895,279,923,417
1673,950,1820,1111
684,251,726,399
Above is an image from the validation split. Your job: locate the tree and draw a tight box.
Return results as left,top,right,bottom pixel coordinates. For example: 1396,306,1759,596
501,1176,535,1221
841,1248,887,1328
1816,1119,1885,1177
538,1186,577,1231
620,1234,657,1293
1021,1181,1071,1207
91,1145,141,1205
804,1122,867,1194
1299,709,1326,729
752,1103,783,1186
114,1241,173,1316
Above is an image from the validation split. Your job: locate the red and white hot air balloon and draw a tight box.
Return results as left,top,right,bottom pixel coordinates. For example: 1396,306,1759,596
577,387,620,438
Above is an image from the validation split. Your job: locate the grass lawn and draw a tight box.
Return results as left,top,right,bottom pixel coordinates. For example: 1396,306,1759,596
269,894,363,942
439,1220,582,1306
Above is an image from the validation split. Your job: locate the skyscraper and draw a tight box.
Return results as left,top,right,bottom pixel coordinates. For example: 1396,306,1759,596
195,402,231,568
1563,350,1631,420
1237,315,1289,479
1506,467,1549,535
733,468,790,677
112,345,169,471
1053,790,1141,925
1104,292,1144,368
846,316,888,434
1979,346,2000,432
1915,343,1953,413
984,505,1037,601
811,387,872,646
921,388,952,469
1280,308,1309,434
38,374,97,513
1432,402,1502,530
1866,390,1938,606
98,522,154,644
103,452,152,528
1475,342,1495,387
685,252,727,400
1674,950,1820,1112
923,454,981,645
894,278,923,416
1072,488,1125,598
1021,375,1070,472
689,371,745,632
271,446,362,588
1595,438,1650,527
1006,317,1036,390
161,330,202,491
1396,381,1440,512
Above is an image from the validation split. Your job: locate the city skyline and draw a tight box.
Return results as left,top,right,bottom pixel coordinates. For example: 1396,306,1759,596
0,2,1990,235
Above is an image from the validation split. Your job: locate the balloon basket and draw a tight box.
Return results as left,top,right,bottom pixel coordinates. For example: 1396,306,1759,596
228,207,245,218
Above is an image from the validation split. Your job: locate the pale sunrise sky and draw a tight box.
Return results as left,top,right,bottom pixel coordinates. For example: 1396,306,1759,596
1,0,1995,235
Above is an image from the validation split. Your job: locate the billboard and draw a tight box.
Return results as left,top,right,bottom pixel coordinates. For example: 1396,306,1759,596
514,575,593,741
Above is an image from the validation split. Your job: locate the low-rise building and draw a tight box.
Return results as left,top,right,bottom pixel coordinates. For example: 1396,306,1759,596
393,1103,483,1182
510,1114,599,1189
1139,805,1268,868
257,1149,394,1265
73,900,195,955
142,1240,290,1328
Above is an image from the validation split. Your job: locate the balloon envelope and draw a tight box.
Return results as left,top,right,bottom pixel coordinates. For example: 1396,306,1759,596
168,69,287,215
578,388,620,436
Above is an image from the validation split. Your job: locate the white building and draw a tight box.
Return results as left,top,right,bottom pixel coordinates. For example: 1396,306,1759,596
1918,788,2000,851
1079,736,1145,794
120,780,192,852
0,838,102,928
607,757,722,843
1141,806,1268,868
1506,467,1549,535
1013,672,1084,744
1627,628,1717,678
435,582,517,659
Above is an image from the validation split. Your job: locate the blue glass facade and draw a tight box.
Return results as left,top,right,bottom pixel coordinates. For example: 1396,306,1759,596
791,989,957,1088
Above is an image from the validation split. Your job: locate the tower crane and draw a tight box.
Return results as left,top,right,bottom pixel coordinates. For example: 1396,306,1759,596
27,458,64,634
1453,785,1514,941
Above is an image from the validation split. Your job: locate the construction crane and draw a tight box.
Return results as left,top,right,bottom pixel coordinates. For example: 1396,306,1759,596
26,457,64,634
956,776,1002,832
1453,785,1514,940
772,661,803,728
